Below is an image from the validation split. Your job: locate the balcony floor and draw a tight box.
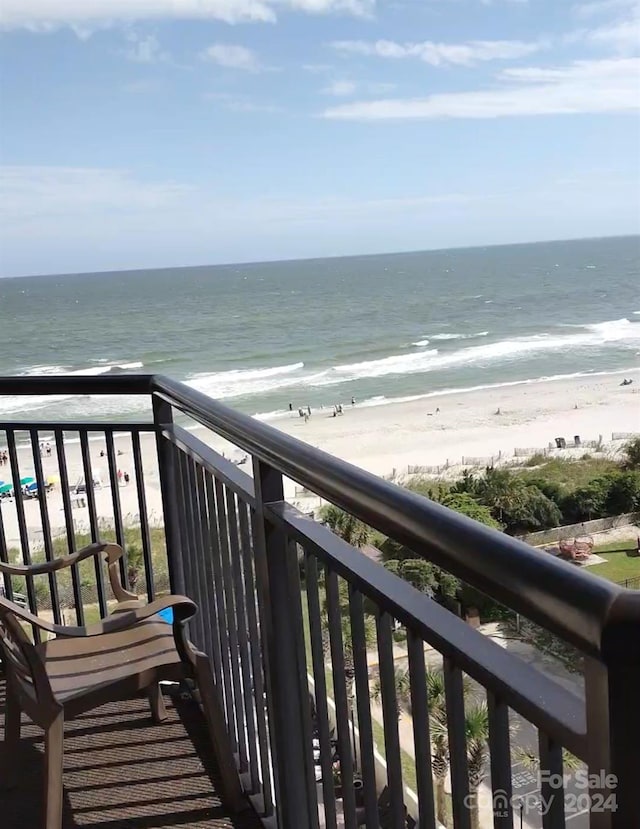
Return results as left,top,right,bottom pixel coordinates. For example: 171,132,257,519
0,678,262,829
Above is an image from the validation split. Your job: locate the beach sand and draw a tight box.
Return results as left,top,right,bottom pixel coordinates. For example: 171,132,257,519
1,370,639,550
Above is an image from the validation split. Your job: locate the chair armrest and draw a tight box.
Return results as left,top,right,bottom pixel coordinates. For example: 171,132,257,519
82,596,197,636
1,594,196,639
104,544,139,603
0,542,115,577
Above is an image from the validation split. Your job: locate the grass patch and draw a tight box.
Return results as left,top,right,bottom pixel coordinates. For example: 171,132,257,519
589,548,640,584
523,453,548,467
518,456,619,490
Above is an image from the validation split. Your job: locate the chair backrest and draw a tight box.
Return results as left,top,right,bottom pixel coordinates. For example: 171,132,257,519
0,597,50,705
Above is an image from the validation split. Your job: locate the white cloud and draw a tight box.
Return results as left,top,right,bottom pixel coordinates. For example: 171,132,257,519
0,0,373,31
205,92,282,112
0,166,192,222
586,17,640,51
202,43,261,71
323,57,640,119
573,0,638,18
331,38,546,67
321,79,396,96
322,79,358,95
124,32,166,63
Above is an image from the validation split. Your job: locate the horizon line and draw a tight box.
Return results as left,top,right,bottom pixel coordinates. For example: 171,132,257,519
2,231,638,281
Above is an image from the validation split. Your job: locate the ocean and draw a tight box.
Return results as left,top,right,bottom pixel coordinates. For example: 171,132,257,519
0,235,638,423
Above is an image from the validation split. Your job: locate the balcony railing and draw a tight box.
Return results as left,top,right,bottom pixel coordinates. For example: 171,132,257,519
1,375,639,829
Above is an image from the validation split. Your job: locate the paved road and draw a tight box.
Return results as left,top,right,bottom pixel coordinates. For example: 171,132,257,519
510,761,592,829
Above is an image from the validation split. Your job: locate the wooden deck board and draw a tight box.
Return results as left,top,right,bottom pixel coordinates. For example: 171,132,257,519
0,678,263,829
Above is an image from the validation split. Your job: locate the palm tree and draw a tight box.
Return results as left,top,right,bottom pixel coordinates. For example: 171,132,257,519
425,670,450,827
428,697,491,829
463,703,490,829
370,667,413,718
371,666,452,826
515,745,582,773
320,504,370,548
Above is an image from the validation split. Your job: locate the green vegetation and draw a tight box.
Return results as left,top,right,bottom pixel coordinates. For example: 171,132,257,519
8,524,168,611
377,666,489,829
519,456,619,489
367,439,640,622
319,504,371,548
589,542,640,583
623,437,640,470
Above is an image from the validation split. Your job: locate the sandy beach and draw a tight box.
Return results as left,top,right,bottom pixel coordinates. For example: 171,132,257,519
1,369,639,550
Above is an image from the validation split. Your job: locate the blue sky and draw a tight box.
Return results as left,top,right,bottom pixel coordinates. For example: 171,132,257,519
1,0,639,276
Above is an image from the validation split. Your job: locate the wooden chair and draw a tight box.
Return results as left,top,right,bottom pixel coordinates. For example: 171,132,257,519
0,542,244,829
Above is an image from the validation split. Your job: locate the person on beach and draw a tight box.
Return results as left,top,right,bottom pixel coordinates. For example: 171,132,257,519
307,405,311,416
124,471,130,484
117,469,123,484
45,443,51,456
351,397,356,405
289,402,293,411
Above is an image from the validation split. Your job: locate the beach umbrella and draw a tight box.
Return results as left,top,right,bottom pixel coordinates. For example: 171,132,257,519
46,474,60,485
20,476,35,486
26,482,39,492
0,483,13,494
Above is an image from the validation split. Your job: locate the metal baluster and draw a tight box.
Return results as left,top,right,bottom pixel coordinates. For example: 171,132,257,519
183,455,205,650
0,463,14,601
29,429,61,623
176,450,196,603
200,470,225,700
55,429,84,625
193,463,215,661
205,472,238,757
538,732,565,829
252,457,315,829
6,430,39,639
376,610,405,829
407,630,436,829
444,657,471,829
79,430,107,618
487,692,513,829
326,569,358,829
105,429,127,587
238,499,273,813
131,430,154,600
152,397,184,595
348,586,379,829
226,490,259,779
306,555,338,829
216,479,247,770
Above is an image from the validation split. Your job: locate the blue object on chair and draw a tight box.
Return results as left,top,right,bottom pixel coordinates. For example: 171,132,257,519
157,607,174,624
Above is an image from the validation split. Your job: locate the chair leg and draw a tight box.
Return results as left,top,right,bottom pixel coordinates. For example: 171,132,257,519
44,712,64,829
193,653,245,813
1,684,21,789
147,683,168,723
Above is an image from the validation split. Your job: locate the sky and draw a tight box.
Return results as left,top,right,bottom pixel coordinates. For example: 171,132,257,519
0,0,639,277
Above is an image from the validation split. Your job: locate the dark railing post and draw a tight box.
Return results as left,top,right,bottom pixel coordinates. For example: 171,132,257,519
152,395,185,595
590,603,640,829
252,458,315,829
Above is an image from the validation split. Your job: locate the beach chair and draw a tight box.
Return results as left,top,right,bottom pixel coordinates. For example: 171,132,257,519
0,542,243,829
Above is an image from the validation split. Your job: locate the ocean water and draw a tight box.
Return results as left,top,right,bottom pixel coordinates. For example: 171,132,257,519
0,235,638,423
